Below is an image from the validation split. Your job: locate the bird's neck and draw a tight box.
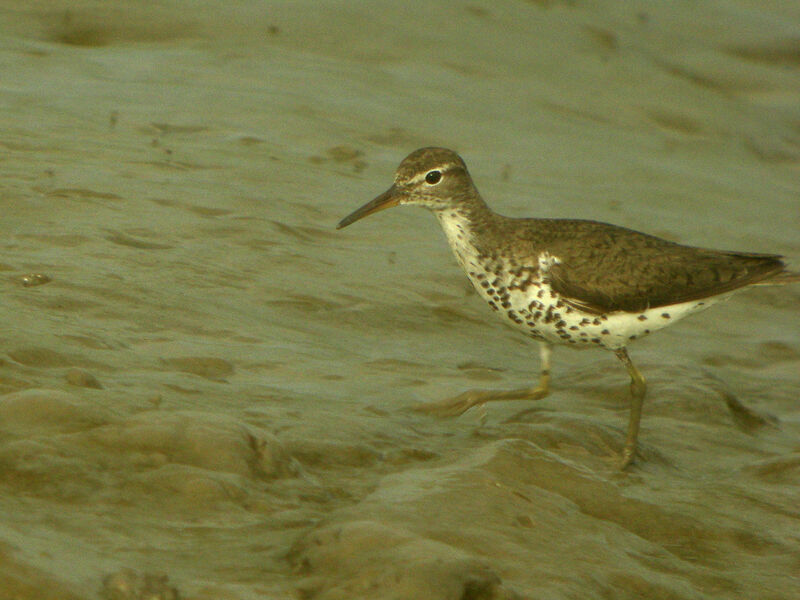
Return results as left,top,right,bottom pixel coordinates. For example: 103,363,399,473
433,194,498,269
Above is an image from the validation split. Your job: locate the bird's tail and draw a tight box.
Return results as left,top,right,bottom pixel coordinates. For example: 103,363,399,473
752,270,800,285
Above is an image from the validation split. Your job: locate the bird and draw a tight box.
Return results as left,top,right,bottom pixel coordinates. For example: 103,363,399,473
336,147,798,468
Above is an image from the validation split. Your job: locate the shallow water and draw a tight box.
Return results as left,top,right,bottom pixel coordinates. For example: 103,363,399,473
0,1,799,598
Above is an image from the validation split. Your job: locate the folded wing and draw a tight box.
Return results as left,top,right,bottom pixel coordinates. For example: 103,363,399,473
513,219,786,314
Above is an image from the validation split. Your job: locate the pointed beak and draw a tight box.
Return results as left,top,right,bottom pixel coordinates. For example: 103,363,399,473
337,185,404,229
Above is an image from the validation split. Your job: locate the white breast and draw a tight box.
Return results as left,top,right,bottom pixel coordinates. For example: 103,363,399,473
434,211,726,350
435,210,482,272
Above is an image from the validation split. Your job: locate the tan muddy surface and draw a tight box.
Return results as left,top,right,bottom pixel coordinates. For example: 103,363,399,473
0,1,798,598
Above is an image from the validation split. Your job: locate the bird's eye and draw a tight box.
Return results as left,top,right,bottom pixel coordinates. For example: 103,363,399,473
425,170,442,185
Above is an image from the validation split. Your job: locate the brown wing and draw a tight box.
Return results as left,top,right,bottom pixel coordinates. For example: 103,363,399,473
509,219,787,314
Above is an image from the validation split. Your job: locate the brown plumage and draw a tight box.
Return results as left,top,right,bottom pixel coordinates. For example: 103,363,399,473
502,218,787,314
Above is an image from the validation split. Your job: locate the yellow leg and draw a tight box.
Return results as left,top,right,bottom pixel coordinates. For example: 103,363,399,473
414,342,552,417
614,347,646,470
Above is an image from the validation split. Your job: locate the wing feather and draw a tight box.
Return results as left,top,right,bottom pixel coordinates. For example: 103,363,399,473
506,219,786,314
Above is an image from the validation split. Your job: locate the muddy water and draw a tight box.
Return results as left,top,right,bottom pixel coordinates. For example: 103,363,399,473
0,1,798,598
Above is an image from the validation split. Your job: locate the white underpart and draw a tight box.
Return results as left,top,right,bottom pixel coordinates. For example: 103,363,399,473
435,210,476,269
538,251,561,273
435,211,729,350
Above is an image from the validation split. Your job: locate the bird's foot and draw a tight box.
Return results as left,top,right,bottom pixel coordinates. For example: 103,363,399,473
412,385,549,418
412,389,494,417
618,443,638,470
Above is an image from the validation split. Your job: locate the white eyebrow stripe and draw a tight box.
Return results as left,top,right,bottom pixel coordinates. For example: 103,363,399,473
406,164,454,185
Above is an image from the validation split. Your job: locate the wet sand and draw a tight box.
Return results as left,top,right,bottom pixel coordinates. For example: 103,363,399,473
0,1,799,598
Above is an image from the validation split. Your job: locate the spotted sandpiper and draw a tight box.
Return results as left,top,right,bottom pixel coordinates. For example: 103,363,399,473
337,147,798,468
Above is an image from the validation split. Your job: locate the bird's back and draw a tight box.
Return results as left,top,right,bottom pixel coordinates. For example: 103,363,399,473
487,217,787,314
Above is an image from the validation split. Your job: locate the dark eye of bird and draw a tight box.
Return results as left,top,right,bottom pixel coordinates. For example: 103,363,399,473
425,170,442,184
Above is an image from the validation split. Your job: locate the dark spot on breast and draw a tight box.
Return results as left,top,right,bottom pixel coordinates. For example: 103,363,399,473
488,301,499,311
628,334,637,340
569,325,579,331
565,306,573,314
592,318,601,326
637,314,647,321
533,310,542,319
516,267,532,279
512,278,536,292
480,281,490,289
537,289,544,299
501,300,511,309
555,320,566,329
601,329,609,335
661,312,670,319
591,338,601,343
555,300,564,309
580,318,591,326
